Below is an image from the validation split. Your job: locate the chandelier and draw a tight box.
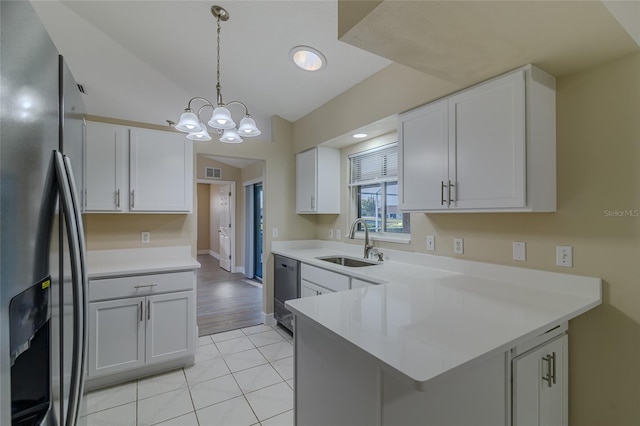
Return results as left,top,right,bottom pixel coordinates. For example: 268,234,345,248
175,5,261,143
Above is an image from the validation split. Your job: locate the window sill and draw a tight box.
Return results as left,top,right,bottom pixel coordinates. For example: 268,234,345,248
351,232,411,245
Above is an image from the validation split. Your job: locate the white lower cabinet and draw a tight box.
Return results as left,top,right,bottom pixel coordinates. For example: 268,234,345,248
87,271,196,385
89,297,145,377
301,279,330,297
145,292,194,364
513,334,568,426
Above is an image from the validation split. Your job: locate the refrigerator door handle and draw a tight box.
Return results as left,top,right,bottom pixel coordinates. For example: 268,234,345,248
53,152,86,426
63,154,89,425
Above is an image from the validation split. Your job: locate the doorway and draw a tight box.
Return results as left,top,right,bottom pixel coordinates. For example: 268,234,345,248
244,180,264,282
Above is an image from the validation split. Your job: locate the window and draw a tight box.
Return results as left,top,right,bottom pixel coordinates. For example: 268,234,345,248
349,143,410,237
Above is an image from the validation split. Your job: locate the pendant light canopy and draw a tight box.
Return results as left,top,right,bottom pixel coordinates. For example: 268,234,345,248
175,5,260,143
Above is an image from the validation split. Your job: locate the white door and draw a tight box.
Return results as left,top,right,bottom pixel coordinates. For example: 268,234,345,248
129,128,193,212
85,122,126,211
398,99,449,211
88,297,145,378
448,70,526,209
219,184,232,272
145,291,194,364
296,149,317,213
513,334,568,426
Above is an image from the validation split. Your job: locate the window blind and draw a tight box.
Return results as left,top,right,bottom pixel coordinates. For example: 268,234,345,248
349,143,398,186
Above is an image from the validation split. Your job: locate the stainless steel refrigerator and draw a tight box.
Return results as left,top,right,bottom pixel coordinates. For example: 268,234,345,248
1,1,89,425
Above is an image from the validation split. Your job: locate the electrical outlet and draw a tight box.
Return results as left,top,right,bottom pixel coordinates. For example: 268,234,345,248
426,235,435,251
556,245,573,267
454,238,464,254
335,229,341,240
328,229,334,239
513,242,526,261
141,232,150,244
272,228,279,238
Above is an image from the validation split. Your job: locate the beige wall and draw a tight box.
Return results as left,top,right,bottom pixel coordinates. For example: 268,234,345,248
292,62,458,153
196,184,210,252
85,213,191,250
311,53,640,425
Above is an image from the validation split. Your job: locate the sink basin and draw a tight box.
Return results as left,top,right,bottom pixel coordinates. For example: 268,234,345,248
316,255,380,267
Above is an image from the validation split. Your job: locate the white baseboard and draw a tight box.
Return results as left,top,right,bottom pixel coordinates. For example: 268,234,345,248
262,312,275,325
208,250,220,260
197,250,209,255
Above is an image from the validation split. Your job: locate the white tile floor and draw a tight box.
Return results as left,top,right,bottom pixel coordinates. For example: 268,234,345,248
84,324,294,426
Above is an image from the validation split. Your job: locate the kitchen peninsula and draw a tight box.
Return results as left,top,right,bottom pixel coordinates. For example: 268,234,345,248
275,240,601,426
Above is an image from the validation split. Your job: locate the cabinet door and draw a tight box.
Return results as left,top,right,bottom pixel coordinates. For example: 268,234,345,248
448,70,526,209
513,334,568,426
129,128,193,212
296,149,317,213
399,99,449,211
88,297,145,377
301,279,329,297
85,122,126,211
145,291,195,364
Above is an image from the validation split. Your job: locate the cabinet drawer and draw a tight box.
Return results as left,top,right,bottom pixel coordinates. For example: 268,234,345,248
301,264,349,292
90,271,194,302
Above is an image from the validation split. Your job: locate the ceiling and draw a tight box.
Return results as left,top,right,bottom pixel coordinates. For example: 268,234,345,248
31,0,392,142
31,0,639,148
339,0,640,86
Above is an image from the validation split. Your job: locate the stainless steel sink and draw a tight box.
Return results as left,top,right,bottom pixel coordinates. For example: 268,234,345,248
316,255,380,267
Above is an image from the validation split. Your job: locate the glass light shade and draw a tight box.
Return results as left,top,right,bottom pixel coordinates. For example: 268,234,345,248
175,111,202,133
186,122,212,141
289,46,326,71
219,128,243,144
208,106,236,130
238,116,261,137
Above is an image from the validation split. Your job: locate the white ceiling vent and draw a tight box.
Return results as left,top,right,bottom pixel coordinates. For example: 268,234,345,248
205,167,222,180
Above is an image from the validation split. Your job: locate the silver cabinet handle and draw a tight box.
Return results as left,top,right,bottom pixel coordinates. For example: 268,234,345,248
448,180,455,205
134,284,157,289
147,300,151,320
130,189,135,208
115,188,120,208
311,195,315,210
441,181,446,205
139,301,143,322
542,352,556,387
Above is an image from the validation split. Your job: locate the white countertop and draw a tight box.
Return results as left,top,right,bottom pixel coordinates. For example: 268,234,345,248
87,246,200,279
276,240,601,391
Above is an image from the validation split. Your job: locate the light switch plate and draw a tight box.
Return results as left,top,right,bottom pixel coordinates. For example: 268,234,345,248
513,242,526,261
328,229,334,239
426,235,435,251
272,228,279,238
454,238,464,254
335,229,341,240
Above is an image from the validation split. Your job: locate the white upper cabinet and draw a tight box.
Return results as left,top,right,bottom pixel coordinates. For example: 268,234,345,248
399,65,555,213
398,99,448,211
296,147,340,214
85,122,127,211
84,122,193,213
130,128,193,212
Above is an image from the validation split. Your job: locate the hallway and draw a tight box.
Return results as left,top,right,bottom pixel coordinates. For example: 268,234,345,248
197,255,263,336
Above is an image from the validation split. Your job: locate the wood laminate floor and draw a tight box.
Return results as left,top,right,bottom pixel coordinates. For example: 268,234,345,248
196,255,263,336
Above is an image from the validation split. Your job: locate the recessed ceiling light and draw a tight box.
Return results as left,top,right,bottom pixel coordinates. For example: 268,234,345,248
352,133,368,139
289,46,326,71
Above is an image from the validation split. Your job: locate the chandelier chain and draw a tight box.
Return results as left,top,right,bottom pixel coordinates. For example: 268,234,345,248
216,14,222,105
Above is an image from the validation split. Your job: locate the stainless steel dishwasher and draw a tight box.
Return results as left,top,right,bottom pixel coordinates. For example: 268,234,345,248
274,255,300,333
